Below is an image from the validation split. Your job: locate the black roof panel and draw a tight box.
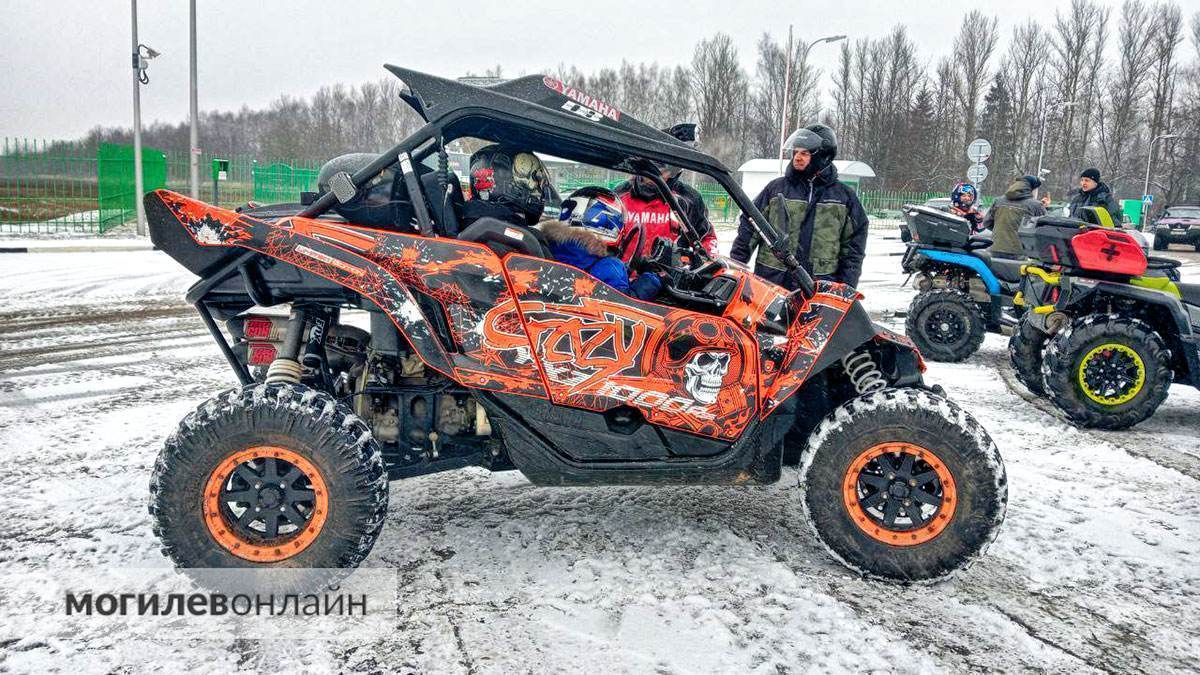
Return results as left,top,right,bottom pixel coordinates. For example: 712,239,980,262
384,65,728,175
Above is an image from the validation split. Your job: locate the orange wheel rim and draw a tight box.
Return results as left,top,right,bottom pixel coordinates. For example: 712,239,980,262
203,446,329,563
841,442,956,546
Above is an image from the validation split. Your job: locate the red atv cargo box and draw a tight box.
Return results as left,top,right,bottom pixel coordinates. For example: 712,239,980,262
1020,217,1147,277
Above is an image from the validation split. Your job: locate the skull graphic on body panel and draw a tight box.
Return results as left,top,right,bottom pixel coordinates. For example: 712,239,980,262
684,352,731,404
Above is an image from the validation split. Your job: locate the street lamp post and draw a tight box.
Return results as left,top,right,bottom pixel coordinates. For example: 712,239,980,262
189,0,199,199
1142,132,1178,227
777,33,846,170
1035,100,1077,179
131,0,144,236
130,0,159,236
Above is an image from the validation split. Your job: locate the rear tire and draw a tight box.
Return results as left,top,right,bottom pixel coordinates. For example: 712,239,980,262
150,383,388,589
1041,315,1172,430
1008,318,1048,396
905,288,986,362
799,388,1007,582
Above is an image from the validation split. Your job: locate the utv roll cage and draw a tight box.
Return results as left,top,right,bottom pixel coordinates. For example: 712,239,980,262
297,65,812,295
183,66,815,387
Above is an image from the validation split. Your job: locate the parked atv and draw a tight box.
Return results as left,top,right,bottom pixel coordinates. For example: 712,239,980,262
1009,209,1200,429
900,205,1024,361
145,65,1006,586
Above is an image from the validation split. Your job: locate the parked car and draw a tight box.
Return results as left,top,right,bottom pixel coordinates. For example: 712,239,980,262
1152,204,1200,251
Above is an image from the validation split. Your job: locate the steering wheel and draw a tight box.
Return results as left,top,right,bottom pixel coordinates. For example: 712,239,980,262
637,239,725,309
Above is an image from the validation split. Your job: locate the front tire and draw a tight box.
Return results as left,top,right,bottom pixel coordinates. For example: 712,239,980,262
799,388,1007,582
905,288,986,362
1153,232,1168,251
1008,318,1048,395
150,383,388,587
1041,315,1172,429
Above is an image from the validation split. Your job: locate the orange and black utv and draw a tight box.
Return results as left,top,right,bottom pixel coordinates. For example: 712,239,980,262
146,66,1006,585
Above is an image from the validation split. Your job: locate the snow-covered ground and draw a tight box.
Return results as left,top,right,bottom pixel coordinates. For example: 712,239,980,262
1,231,1199,673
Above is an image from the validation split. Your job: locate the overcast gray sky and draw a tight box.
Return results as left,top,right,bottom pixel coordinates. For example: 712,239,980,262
0,0,1129,140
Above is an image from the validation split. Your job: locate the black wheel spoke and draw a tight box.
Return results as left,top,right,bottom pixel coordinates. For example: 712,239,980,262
222,488,258,504
905,502,930,524
262,512,280,538
287,488,315,504
873,454,895,474
280,466,304,487
859,474,890,490
911,488,941,507
261,458,280,482
281,504,308,527
898,453,915,478
859,491,887,510
234,465,260,487
910,470,939,487
883,499,902,528
236,507,259,528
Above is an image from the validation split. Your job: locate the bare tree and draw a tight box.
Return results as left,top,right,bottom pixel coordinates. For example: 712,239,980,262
1000,21,1051,173
1096,0,1157,187
1147,2,1184,141
690,33,749,167
1048,0,1111,193
950,11,1001,146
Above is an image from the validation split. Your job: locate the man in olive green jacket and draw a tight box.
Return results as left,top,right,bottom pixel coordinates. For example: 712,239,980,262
730,124,869,288
982,175,1047,257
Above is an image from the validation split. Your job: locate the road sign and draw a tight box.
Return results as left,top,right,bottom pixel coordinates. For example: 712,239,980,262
1143,194,1153,204
967,138,993,163
967,163,989,183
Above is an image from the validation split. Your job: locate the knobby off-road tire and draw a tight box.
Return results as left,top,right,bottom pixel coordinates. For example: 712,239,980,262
1008,318,1049,396
1042,315,1172,430
150,383,388,589
799,388,1007,582
905,289,986,363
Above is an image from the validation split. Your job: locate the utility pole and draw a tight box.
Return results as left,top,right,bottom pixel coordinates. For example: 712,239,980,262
793,35,846,131
131,0,145,235
189,0,199,198
777,33,846,174
1142,133,1178,226
776,26,794,174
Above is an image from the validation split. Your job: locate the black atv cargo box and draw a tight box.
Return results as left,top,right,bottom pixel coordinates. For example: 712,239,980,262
903,204,972,247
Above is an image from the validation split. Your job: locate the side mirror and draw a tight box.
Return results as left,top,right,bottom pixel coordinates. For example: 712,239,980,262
664,123,698,143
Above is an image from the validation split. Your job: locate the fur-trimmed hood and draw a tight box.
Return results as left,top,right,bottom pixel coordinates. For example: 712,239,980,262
539,220,610,256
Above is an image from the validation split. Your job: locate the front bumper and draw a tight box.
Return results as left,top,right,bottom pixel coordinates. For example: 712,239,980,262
1154,224,1200,243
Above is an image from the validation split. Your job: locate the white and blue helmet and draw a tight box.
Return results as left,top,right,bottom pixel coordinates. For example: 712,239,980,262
558,187,626,246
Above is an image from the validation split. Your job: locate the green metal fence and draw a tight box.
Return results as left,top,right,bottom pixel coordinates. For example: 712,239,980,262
3,137,959,233
0,138,324,234
97,143,166,231
0,138,102,233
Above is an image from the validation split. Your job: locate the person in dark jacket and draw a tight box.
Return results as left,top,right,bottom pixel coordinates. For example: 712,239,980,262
981,175,1047,257
1068,168,1121,224
542,187,662,300
730,124,869,288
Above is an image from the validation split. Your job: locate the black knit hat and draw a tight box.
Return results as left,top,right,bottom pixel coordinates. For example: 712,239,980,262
1022,174,1042,190
1080,167,1101,183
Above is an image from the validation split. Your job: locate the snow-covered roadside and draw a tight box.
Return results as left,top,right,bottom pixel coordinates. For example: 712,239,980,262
0,239,1197,673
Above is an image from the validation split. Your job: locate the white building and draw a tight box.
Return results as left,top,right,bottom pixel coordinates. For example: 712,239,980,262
737,158,877,198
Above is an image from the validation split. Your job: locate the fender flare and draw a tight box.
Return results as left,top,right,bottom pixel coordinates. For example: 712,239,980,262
915,248,1001,295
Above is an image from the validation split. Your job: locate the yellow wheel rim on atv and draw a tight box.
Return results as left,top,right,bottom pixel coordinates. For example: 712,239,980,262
1077,343,1146,406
